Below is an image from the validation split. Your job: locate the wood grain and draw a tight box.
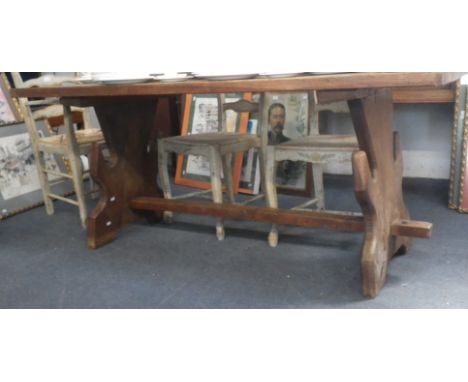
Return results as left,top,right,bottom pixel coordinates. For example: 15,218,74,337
12,73,465,98
129,197,432,239
349,91,413,298
390,219,433,239
130,197,366,232
9,72,455,297
392,88,455,103
87,97,163,248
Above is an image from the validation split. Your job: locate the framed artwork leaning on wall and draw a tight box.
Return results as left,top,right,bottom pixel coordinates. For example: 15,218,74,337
174,92,251,191
449,80,468,213
0,73,22,126
0,121,74,219
267,92,313,197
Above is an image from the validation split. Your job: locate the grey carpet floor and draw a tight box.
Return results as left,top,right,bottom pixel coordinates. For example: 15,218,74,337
1,175,467,308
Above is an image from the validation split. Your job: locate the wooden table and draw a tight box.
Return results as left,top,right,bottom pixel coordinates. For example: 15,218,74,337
13,72,464,298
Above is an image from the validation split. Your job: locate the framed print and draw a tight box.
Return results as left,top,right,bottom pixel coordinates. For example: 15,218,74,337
268,92,312,197
238,118,261,194
0,73,22,126
0,121,74,219
175,93,252,190
239,92,313,197
449,81,468,213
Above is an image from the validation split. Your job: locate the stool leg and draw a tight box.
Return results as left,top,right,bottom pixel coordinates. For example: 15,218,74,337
264,147,279,247
37,153,55,215
209,147,225,240
82,153,99,200
89,174,97,200
23,107,54,215
64,106,87,228
68,154,87,228
312,162,325,210
157,140,173,223
222,153,236,204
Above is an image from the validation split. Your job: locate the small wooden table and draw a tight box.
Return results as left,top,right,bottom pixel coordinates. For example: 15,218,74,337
13,72,464,298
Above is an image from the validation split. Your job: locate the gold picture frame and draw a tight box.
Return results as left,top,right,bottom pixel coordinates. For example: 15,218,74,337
0,73,22,126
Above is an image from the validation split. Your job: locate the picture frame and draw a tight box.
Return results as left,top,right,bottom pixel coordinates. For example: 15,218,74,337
268,92,313,197
449,81,468,213
175,93,252,191
238,118,261,194
0,73,22,126
239,92,313,197
0,121,74,220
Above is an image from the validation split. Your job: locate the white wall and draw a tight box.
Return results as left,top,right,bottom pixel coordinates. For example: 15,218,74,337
320,103,454,179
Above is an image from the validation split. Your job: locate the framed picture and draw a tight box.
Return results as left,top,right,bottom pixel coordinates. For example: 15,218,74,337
238,118,261,194
0,121,74,219
449,81,468,213
175,93,252,190
0,73,22,126
268,93,313,197
239,92,313,197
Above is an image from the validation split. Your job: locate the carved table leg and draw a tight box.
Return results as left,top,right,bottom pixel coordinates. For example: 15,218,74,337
87,97,163,248
349,91,412,298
